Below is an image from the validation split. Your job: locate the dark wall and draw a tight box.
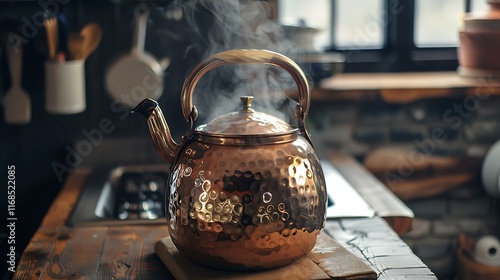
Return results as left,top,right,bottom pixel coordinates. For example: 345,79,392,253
0,0,212,262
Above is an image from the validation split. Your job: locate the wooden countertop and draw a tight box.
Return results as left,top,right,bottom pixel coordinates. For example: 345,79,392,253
13,154,436,279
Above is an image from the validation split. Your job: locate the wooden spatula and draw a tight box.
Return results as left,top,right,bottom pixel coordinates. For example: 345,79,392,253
4,39,31,124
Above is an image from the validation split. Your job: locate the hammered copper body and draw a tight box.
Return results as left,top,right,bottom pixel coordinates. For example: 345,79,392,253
134,49,327,271
168,136,326,270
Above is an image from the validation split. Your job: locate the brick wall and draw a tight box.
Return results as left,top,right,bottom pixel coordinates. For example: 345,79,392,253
308,96,500,279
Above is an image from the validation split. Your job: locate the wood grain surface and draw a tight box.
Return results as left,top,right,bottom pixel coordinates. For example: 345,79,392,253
326,218,437,280
16,225,173,279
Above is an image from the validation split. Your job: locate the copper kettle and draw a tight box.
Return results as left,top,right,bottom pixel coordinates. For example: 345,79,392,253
134,49,327,270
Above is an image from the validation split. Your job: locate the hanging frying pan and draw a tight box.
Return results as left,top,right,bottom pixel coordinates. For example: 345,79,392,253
106,4,165,108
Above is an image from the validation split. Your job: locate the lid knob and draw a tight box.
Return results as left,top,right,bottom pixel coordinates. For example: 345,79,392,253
240,96,254,109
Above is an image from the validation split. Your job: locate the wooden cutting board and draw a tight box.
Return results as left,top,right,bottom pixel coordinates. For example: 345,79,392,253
155,232,377,280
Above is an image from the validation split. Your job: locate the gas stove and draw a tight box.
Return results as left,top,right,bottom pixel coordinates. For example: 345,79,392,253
67,165,169,227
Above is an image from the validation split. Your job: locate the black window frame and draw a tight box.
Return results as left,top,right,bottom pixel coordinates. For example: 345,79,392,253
325,0,475,73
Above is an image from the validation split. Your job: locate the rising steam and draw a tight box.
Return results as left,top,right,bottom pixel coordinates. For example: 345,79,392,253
176,0,312,124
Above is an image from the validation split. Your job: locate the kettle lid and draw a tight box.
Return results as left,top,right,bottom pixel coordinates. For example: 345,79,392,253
195,96,296,136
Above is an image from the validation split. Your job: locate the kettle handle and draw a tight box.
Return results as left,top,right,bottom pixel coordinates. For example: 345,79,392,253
181,49,313,145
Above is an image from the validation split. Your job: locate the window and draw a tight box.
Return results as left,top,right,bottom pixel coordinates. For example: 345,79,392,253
333,0,384,49
471,0,490,14
414,0,465,47
278,0,492,72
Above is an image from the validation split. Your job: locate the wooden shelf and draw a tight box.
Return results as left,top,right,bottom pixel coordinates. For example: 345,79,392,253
310,71,500,104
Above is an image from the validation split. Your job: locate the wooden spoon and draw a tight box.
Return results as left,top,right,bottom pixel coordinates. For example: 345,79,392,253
75,22,102,60
67,33,84,60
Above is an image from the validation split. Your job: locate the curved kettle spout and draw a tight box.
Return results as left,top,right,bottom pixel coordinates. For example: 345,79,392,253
133,98,180,164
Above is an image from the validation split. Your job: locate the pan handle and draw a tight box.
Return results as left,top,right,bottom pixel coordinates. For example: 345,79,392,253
131,3,149,55
180,49,313,146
